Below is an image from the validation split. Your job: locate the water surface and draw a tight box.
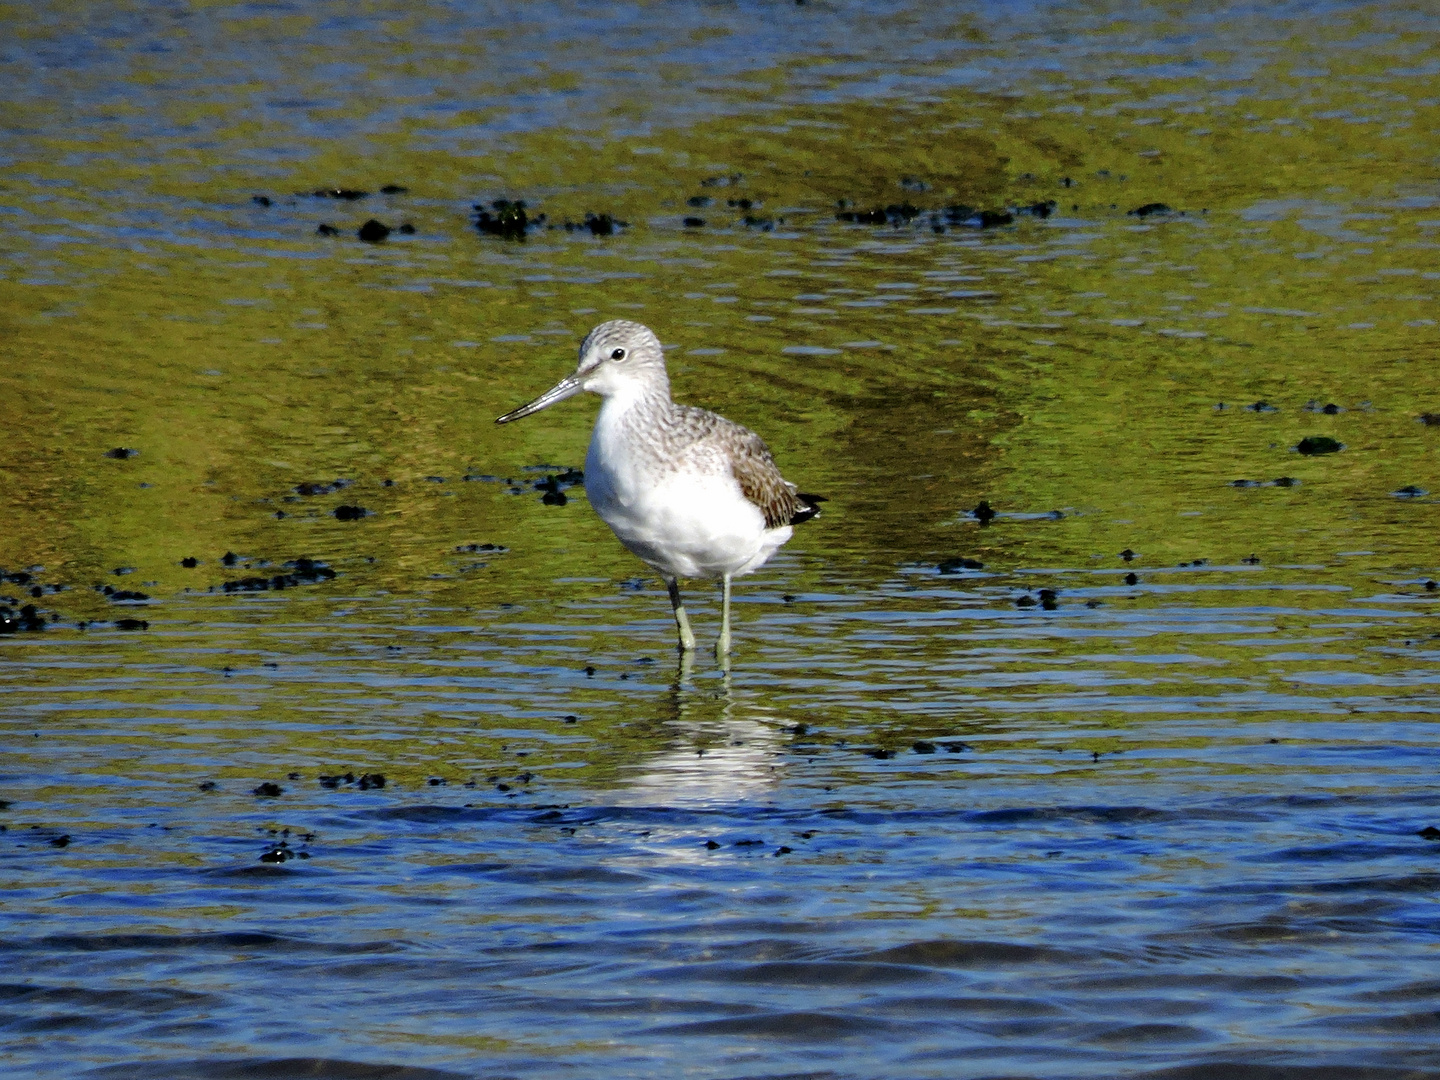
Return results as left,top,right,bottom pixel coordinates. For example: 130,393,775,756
4,2,1440,1077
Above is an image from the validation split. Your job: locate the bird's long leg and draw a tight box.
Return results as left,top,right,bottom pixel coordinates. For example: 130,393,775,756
716,573,733,661
666,577,697,653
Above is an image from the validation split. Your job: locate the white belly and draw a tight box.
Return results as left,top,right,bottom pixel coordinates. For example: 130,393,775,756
584,425,791,581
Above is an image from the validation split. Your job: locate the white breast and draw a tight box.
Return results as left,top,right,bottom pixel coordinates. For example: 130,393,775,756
583,397,791,580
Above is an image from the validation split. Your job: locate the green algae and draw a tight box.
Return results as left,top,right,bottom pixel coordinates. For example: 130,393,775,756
0,8,1437,619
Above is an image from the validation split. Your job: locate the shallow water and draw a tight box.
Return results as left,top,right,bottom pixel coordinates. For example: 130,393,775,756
4,2,1440,1077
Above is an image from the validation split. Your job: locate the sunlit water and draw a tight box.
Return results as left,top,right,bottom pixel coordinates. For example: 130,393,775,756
4,2,1440,1077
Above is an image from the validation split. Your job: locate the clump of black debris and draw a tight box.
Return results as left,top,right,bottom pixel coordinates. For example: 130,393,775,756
318,771,386,790
533,468,584,506
96,584,150,601
0,603,45,633
563,212,628,236
473,199,543,240
473,198,632,240
218,557,337,593
294,479,352,497
835,199,1055,231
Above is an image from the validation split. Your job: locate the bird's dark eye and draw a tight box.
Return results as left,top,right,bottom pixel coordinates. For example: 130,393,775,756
610,348,626,361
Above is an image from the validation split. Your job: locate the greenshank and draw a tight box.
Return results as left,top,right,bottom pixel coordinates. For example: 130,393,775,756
496,320,822,657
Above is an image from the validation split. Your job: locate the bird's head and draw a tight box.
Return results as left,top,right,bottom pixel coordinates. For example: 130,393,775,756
495,320,668,424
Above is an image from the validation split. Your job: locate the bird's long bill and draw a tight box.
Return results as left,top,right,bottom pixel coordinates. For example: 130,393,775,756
495,374,582,424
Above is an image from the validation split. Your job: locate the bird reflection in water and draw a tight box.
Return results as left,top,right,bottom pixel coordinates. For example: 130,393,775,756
614,660,786,808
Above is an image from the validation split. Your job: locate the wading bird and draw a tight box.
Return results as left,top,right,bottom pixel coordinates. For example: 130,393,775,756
496,320,822,658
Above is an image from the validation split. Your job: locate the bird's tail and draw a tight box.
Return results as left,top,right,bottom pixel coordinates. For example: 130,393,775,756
790,492,827,525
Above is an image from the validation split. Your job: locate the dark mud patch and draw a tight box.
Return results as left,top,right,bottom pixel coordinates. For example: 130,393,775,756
473,199,543,240
259,840,310,863
318,772,386,791
531,468,584,506
98,586,149,601
937,557,983,573
563,213,628,236
0,604,46,633
294,479,351,497
358,219,390,243
217,558,336,593
835,201,1016,231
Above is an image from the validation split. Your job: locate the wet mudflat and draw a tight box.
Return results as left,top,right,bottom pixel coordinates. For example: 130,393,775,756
4,2,1440,1078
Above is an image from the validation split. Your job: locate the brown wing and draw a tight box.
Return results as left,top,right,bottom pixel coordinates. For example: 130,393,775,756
726,428,800,529
670,405,817,529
